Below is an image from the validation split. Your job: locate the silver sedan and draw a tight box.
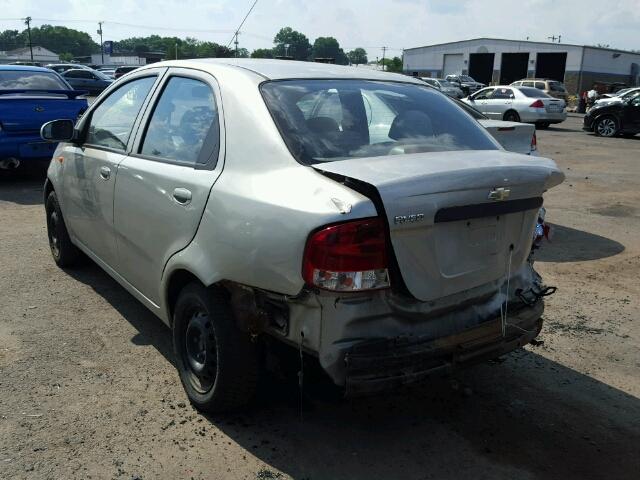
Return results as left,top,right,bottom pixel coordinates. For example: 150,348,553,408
420,77,464,98
40,60,563,411
463,85,567,128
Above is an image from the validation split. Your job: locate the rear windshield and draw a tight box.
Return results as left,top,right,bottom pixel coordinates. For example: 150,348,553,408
518,87,552,98
0,70,68,90
261,80,498,165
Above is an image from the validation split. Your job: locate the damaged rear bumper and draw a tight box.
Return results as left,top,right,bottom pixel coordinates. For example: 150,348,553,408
343,300,543,396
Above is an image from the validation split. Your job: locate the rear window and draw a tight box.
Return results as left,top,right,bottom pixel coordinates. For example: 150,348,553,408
518,87,552,98
0,70,68,90
261,80,497,165
548,82,566,92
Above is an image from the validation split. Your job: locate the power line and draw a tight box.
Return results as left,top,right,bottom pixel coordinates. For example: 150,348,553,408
227,0,260,49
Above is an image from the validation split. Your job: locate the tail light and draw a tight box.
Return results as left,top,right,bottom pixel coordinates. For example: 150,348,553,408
531,131,537,152
302,217,390,292
529,99,545,108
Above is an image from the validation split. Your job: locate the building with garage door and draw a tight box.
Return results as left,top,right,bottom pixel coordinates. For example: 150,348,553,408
403,38,640,94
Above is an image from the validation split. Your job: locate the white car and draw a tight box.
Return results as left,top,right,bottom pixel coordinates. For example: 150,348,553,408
41,59,563,411
463,86,567,128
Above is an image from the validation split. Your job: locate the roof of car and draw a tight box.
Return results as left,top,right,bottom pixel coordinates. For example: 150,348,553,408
137,58,424,83
0,65,53,72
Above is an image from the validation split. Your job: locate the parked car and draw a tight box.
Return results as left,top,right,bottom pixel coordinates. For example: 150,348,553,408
114,66,140,79
0,65,87,171
45,63,92,74
593,87,640,107
41,59,563,411
463,86,566,128
97,68,116,79
456,99,537,155
445,74,485,95
583,90,640,137
61,68,113,94
420,77,464,98
510,79,568,101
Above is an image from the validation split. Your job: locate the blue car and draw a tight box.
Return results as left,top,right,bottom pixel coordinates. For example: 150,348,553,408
0,65,88,170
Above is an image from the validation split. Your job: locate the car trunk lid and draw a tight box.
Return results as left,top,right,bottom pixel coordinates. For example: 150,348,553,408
542,97,565,113
314,150,564,302
0,94,86,133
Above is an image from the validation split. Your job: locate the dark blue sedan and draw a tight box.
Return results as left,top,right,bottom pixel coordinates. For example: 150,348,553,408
61,68,113,95
0,65,87,170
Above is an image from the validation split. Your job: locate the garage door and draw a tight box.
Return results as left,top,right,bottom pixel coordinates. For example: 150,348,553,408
443,54,464,76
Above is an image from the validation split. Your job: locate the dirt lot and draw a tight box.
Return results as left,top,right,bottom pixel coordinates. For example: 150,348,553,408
1,115,639,480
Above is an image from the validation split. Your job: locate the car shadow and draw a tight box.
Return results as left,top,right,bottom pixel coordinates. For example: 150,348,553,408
0,169,47,206
534,224,624,262
62,261,640,480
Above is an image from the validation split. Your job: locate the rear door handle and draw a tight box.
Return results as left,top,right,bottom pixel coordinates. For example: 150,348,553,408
99,166,111,180
173,188,192,205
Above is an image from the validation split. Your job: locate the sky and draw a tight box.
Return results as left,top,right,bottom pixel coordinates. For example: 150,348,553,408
1,0,638,59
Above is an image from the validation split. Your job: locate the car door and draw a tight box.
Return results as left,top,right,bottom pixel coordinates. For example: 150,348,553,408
468,88,495,115
62,70,80,89
483,87,514,119
622,94,640,131
112,68,224,304
60,74,161,268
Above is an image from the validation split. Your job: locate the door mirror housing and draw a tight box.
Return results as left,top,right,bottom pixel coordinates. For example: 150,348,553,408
41,119,75,142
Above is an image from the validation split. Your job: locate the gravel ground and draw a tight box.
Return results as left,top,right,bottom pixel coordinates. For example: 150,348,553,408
1,116,639,480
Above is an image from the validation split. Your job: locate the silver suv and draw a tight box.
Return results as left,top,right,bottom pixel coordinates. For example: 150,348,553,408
41,59,563,412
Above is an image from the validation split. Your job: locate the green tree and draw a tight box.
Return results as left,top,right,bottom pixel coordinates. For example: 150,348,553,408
273,27,312,60
251,48,274,59
380,56,403,73
0,25,98,56
234,47,249,58
59,52,74,62
347,47,367,65
312,36,348,65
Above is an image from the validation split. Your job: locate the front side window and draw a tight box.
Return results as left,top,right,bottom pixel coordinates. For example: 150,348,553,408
0,70,67,90
473,88,494,100
85,76,156,151
491,88,514,99
140,76,218,165
261,80,497,165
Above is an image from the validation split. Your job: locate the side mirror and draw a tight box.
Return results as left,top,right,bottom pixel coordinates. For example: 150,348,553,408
41,119,75,142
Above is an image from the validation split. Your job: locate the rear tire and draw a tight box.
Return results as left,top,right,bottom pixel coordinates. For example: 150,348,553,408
595,116,618,137
536,122,550,129
503,110,520,122
45,191,81,267
172,283,258,412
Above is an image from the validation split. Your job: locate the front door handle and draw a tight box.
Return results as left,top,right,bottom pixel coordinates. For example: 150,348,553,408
99,166,111,180
173,188,192,205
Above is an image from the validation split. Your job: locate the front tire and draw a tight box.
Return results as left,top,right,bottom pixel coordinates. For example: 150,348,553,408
595,116,618,137
172,283,258,412
45,191,81,267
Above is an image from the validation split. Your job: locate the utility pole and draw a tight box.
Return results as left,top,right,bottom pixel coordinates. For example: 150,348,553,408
381,46,387,71
24,17,33,62
175,42,178,60
97,21,104,64
234,31,239,57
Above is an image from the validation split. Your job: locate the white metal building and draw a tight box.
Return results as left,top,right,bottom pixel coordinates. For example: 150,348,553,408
403,38,640,94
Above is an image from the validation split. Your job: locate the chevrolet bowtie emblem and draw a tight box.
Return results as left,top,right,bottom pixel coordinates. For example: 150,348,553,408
488,187,511,201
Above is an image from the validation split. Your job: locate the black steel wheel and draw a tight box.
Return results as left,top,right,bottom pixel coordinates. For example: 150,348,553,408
45,190,80,267
172,283,258,412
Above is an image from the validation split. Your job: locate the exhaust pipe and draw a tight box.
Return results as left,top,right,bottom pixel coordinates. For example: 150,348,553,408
0,158,20,170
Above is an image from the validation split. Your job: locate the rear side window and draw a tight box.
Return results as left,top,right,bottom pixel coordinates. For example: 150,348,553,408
85,76,156,151
522,81,534,87
519,87,552,98
549,82,566,92
535,81,546,89
261,79,497,165
140,76,218,165
0,70,67,90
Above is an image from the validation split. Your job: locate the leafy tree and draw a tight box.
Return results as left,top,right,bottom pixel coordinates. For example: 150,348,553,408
380,56,403,73
273,27,312,60
234,47,249,58
59,52,74,62
251,48,274,59
347,47,368,65
0,25,98,56
114,35,233,59
312,36,348,65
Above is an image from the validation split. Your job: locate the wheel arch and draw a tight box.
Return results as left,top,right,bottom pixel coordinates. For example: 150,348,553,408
43,177,55,204
503,109,520,121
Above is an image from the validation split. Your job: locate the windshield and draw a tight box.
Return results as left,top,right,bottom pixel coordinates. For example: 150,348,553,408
519,87,552,98
460,75,475,82
439,80,457,89
261,80,498,165
0,70,68,90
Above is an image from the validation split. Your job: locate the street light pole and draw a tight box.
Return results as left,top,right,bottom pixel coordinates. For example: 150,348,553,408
24,16,33,62
381,46,387,71
98,21,104,64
